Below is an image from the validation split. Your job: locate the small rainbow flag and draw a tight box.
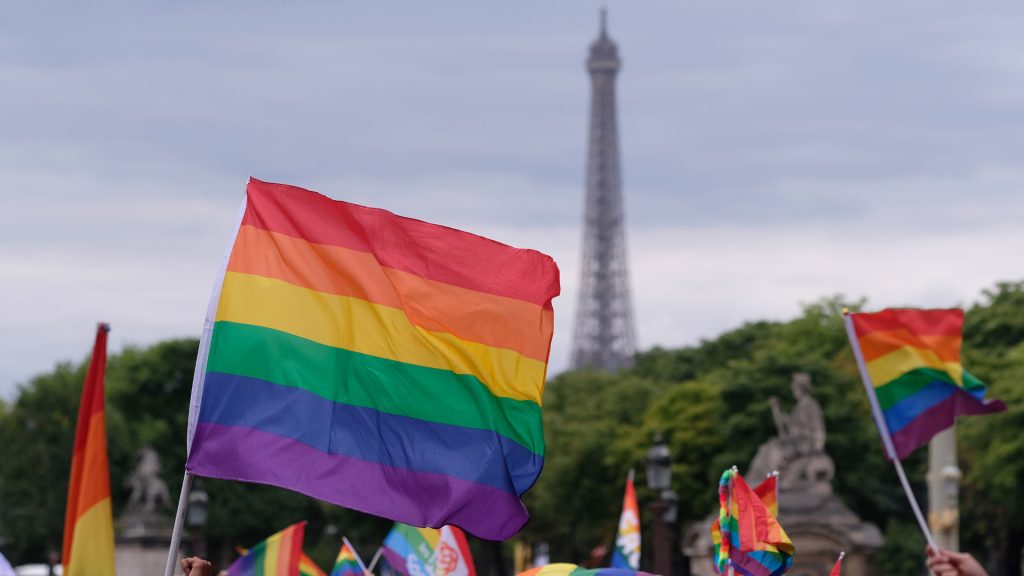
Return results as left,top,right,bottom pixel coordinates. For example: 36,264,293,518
381,523,439,576
300,552,327,576
610,470,640,569
330,542,364,576
711,472,778,572
714,468,793,576
517,564,655,576
846,309,1006,459
186,179,559,539
227,522,306,576
62,324,116,576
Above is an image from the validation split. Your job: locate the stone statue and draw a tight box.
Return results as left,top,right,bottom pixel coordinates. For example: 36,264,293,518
684,372,883,576
126,447,171,514
748,372,834,487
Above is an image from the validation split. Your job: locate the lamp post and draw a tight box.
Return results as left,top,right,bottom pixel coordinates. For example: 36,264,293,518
186,480,209,558
646,433,678,576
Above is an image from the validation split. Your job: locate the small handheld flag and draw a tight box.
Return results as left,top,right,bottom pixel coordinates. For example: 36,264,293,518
845,308,1006,460
227,522,306,576
185,179,560,540
610,469,640,570
714,468,793,576
712,472,780,574
63,323,116,576
331,541,365,576
844,308,1006,548
381,523,440,576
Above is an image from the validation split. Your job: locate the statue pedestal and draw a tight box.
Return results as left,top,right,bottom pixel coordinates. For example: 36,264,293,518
116,510,178,576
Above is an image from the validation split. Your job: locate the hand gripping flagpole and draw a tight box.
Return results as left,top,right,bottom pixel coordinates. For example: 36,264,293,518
842,311,937,550
165,188,250,576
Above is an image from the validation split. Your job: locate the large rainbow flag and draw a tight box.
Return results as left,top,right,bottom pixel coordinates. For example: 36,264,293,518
228,522,306,576
610,470,640,569
715,468,793,576
62,323,116,576
846,309,1006,459
186,179,560,539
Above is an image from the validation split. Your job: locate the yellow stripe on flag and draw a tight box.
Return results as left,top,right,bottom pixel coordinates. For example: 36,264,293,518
865,344,963,387
216,271,547,404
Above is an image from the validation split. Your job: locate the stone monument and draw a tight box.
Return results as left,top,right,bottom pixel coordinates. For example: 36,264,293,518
683,373,883,576
116,447,177,576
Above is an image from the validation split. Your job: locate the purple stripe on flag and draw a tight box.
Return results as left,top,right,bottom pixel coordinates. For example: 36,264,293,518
187,422,528,540
380,550,408,576
891,387,1007,460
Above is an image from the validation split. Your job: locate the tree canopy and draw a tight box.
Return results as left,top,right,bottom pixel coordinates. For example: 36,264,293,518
0,283,1020,574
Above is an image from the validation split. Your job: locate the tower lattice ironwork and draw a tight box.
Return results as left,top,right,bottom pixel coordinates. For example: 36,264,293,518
571,10,637,371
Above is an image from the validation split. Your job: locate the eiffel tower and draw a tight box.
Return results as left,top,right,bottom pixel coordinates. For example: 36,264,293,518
571,10,637,371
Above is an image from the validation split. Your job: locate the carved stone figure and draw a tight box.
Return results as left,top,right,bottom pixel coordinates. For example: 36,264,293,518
126,447,171,514
684,372,882,576
748,372,834,487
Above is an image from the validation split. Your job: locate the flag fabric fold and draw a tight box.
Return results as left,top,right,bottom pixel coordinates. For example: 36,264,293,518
714,468,793,576
610,470,640,569
186,179,560,540
847,308,1006,459
227,522,306,576
62,323,116,576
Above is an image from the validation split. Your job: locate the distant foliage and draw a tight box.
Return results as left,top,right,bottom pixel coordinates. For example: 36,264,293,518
0,286,1021,573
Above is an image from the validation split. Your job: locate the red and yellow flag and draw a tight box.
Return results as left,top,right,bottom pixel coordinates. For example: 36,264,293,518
62,323,116,575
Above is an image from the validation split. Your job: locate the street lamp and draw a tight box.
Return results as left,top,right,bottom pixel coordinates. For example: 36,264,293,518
187,480,210,558
646,433,678,576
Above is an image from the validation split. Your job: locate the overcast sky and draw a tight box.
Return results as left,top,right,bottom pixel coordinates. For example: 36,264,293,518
2,1,1023,398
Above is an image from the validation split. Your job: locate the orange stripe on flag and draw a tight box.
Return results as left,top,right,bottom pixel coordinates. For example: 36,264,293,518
858,330,961,363
227,225,554,361
62,324,116,576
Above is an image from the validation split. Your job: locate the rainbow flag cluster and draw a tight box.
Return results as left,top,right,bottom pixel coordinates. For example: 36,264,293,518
227,522,306,576
186,179,560,539
847,308,1006,459
714,468,793,576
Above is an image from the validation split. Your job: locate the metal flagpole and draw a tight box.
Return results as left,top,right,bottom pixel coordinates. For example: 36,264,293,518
163,472,193,576
843,312,938,549
365,547,385,575
166,187,250,576
344,536,373,576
